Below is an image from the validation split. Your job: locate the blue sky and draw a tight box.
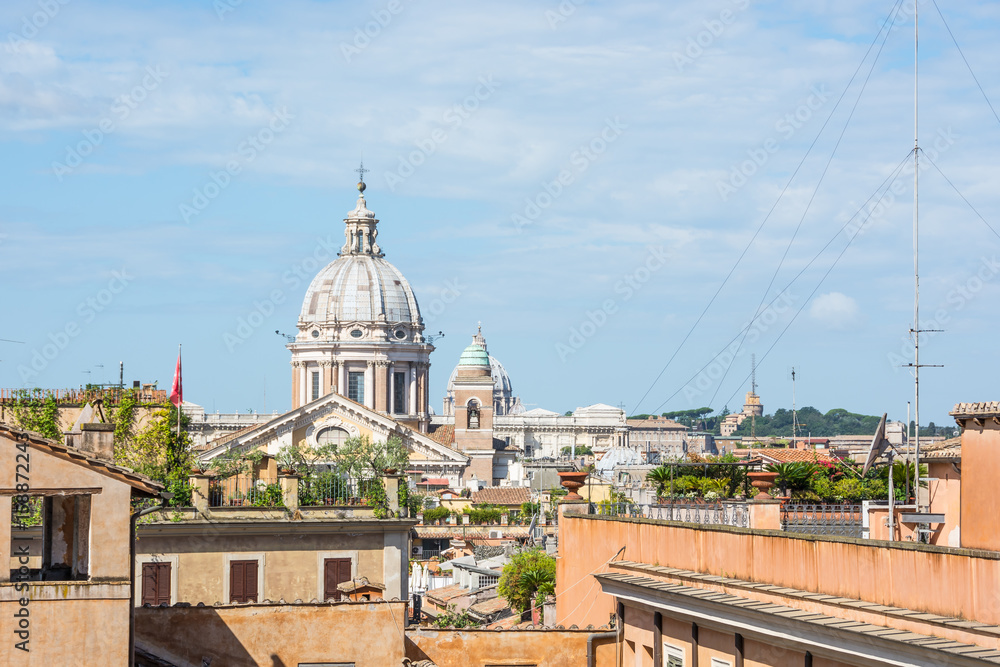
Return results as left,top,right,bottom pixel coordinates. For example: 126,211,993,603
2,0,999,427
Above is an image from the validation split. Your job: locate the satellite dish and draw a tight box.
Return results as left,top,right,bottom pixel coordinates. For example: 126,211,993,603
862,412,890,476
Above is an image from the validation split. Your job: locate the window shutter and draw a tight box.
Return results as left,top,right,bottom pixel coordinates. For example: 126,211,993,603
230,562,244,603
141,563,157,606
156,563,171,606
245,561,258,602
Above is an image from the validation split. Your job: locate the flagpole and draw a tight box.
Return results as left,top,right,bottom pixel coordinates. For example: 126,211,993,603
176,344,182,441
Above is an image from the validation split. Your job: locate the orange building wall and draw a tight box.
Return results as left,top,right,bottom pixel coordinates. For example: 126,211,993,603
406,628,616,667
136,601,408,666
0,598,130,666
556,514,1000,630
960,423,1000,551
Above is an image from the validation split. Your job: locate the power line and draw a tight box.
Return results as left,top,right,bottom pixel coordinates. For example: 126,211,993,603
708,0,903,408
930,0,1000,129
647,152,913,416
629,0,908,415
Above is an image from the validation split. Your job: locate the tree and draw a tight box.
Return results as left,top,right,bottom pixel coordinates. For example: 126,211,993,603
498,549,556,614
115,403,194,506
9,391,62,442
646,466,673,497
560,445,593,457
330,435,408,479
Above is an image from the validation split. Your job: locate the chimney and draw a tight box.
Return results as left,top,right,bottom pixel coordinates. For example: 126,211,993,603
79,422,115,461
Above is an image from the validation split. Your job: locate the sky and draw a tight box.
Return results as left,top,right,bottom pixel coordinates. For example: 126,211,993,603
2,0,1000,427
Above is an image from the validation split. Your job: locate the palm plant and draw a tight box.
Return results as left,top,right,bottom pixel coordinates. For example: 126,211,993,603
645,466,673,497
764,462,818,496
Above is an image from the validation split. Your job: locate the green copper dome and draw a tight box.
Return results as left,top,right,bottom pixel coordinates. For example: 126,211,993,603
457,343,490,367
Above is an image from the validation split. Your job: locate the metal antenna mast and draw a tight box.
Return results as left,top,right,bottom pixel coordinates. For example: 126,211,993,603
791,367,798,448
750,354,757,440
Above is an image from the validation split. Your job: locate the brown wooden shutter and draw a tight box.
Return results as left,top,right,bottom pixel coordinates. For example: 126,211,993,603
155,563,171,606
323,558,352,601
141,563,157,606
230,561,244,603
245,561,258,602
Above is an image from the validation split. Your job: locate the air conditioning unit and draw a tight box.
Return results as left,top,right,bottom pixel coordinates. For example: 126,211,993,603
411,546,423,556
488,530,503,539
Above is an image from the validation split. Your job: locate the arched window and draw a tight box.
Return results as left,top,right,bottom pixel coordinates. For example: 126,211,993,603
467,401,480,430
316,427,349,448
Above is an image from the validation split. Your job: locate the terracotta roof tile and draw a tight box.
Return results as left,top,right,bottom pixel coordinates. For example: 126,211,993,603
756,449,835,464
428,423,455,447
471,486,531,506
470,596,511,616
950,402,1000,418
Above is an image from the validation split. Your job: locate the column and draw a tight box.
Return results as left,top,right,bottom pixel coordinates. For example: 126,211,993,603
301,363,309,404
375,361,389,412
338,362,346,397
409,364,417,417
389,362,396,415
291,361,299,408
326,360,336,395
365,361,374,408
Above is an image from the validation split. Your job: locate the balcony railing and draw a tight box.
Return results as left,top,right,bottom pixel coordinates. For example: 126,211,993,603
208,476,281,507
589,501,749,528
781,503,863,538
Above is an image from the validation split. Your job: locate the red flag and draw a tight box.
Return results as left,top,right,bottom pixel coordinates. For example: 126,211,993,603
170,349,182,407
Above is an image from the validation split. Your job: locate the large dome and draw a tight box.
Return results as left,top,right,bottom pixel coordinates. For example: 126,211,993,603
299,255,420,324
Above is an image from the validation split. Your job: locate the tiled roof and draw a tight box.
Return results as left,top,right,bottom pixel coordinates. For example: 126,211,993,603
600,562,1000,663
425,583,471,605
755,448,835,464
420,478,450,486
922,436,961,459
0,424,165,497
951,402,1000,418
428,423,455,446
471,486,531,506
414,526,530,540
627,418,687,430
470,595,511,616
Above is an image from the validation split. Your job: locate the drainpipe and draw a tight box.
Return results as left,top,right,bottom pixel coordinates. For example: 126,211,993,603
129,494,171,667
587,630,617,667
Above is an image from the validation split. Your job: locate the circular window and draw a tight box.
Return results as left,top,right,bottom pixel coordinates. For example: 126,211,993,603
350,329,363,338
394,329,406,340
311,330,320,339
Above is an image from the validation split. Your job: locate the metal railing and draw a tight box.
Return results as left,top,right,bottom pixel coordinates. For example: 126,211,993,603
781,503,863,538
209,476,281,507
589,501,749,528
299,474,361,506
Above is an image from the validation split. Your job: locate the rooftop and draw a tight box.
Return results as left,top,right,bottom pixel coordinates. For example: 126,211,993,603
471,486,531,506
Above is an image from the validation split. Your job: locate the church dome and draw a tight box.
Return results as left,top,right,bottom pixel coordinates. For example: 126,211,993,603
297,181,422,328
457,343,490,368
299,256,420,325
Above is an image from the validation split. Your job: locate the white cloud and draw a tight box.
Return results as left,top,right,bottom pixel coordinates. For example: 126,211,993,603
809,292,861,330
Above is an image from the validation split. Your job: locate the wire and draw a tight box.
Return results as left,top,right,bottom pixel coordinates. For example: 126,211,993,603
930,0,1000,129
708,3,905,408
648,152,913,415
629,0,908,416
922,152,1000,243
719,153,912,409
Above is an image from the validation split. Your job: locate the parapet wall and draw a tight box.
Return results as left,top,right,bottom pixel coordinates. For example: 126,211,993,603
557,514,1000,629
405,627,616,667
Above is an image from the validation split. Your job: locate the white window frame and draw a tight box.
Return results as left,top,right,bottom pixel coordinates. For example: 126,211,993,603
223,552,265,604
316,550,358,602
664,641,685,667
133,553,179,606
710,658,731,667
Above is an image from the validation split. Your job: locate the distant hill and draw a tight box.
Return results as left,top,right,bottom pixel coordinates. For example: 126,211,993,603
628,406,957,438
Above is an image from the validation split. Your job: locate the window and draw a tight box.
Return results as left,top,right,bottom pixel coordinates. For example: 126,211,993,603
323,558,352,601
347,371,365,403
467,401,480,429
316,427,349,448
393,372,406,414
394,329,407,339
664,642,685,667
710,659,731,667
311,371,320,401
13,494,93,582
141,562,171,606
229,560,259,603
350,329,364,338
